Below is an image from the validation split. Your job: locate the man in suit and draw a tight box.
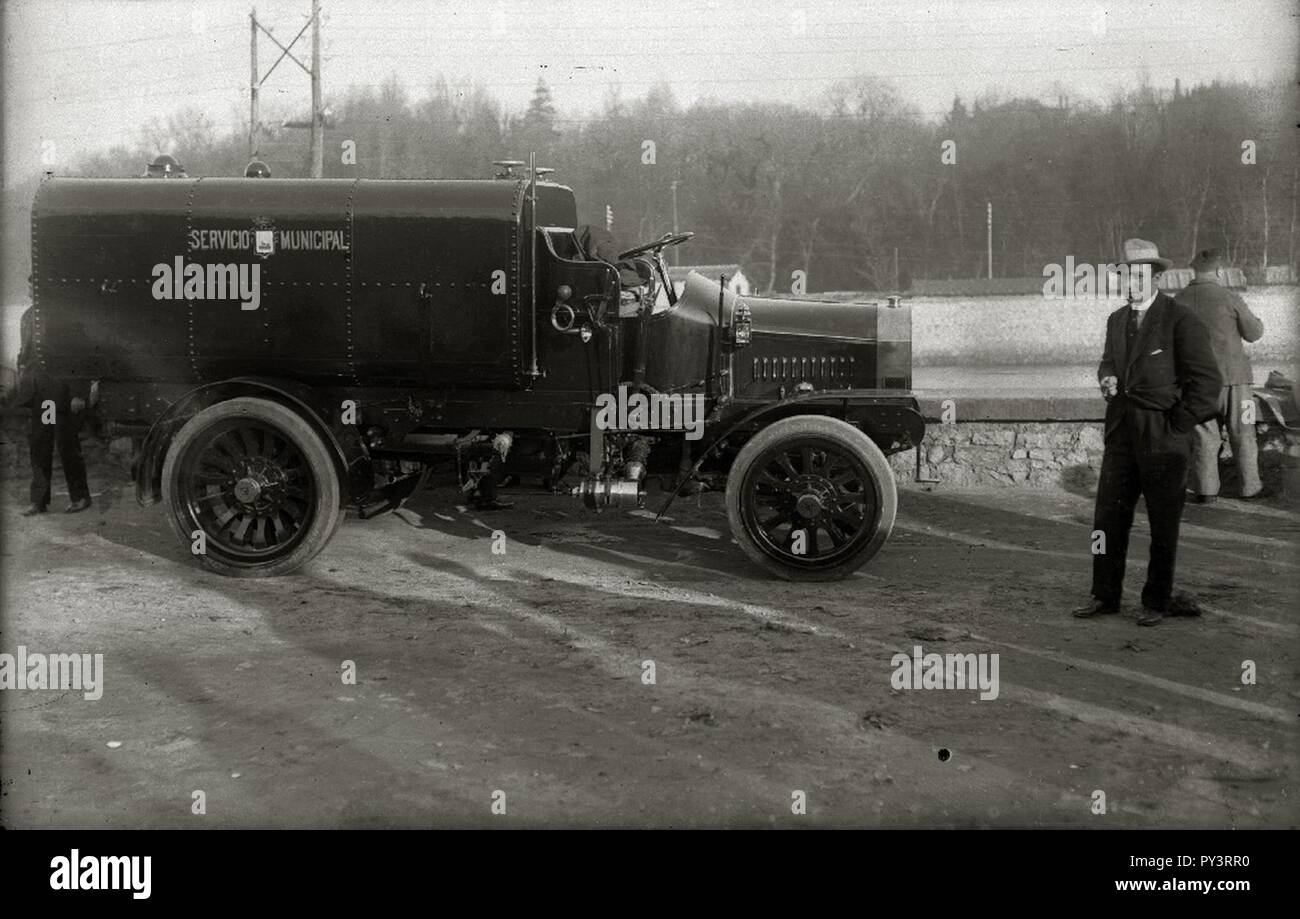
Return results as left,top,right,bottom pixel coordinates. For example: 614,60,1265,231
1073,239,1222,627
14,307,92,516
1174,248,1266,501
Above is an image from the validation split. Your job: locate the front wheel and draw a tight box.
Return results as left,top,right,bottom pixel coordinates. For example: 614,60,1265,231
725,415,897,581
161,397,342,577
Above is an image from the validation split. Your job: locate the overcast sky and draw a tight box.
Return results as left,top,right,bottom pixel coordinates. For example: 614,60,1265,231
3,0,1296,186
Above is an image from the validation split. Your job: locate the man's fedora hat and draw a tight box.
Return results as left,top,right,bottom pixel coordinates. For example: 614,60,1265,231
1190,247,1226,272
1118,238,1172,270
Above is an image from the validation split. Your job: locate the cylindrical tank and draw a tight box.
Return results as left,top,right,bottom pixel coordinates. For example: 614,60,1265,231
30,176,578,391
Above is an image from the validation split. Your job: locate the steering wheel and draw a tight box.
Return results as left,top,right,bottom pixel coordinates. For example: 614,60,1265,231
618,231,694,261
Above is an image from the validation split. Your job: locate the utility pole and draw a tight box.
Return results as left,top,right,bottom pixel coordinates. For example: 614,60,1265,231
986,202,993,280
249,9,259,159
310,0,322,178
670,180,680,265
527,152,540,379
249,3,322,176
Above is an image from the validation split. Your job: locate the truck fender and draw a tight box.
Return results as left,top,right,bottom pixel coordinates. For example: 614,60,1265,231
656,390,924,519
711,390,924,458
134,376,371,507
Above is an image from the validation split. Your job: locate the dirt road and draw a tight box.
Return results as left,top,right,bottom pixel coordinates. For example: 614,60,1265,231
2,463,1296,828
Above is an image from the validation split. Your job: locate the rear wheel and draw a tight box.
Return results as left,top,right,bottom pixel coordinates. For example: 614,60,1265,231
161,397,341,577
725,415,897,580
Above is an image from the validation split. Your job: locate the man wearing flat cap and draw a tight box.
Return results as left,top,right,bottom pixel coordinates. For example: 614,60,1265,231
1074,239,1221,627
1174,248,1266,502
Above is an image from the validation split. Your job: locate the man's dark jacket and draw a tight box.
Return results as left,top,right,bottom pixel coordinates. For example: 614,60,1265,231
13,307,43,408
1097,292,1222,451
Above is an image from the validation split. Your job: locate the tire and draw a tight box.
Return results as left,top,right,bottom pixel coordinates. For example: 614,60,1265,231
161,397,342,577
725,414,897,581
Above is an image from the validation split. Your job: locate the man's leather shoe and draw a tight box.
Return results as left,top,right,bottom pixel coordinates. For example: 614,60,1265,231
20,504,47,516
64,498,92,514
1189,493,1217,504
1239,488,1271,500
1072,598,1118,618
1136,607,1165,626
1167,591,1202,617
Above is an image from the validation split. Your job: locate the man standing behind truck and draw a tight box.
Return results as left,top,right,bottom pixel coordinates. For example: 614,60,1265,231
14,307,91,515
1174,248,1267,502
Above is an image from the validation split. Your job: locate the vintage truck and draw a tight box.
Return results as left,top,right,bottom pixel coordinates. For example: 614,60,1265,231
26,160,924,580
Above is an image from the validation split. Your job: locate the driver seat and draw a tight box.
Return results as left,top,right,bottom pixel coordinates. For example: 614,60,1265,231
575,225,649,288
574,225,655,317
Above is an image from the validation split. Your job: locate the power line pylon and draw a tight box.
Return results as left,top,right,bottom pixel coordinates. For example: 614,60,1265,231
249,2,324,177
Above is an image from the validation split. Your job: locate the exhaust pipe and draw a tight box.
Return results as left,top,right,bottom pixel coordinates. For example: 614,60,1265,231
573,478,640,509
573,441,646,509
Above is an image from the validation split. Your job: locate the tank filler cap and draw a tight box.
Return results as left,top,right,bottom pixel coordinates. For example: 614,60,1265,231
143,154,186,178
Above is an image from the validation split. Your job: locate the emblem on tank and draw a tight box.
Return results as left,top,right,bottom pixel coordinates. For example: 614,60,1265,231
252,216,275,258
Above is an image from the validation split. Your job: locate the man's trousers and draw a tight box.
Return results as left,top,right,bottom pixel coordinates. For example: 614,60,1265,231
1091,426,1191,611
1190,383,1261,497
28,394,89,510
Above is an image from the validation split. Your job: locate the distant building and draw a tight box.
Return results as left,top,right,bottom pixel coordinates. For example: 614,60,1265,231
658,264,752,306
1254,265,1297,285
1158,266,1247,291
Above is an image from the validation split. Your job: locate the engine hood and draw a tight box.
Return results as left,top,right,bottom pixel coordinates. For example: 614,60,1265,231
742,293,877,342
646,271,913,398
673,270,890,341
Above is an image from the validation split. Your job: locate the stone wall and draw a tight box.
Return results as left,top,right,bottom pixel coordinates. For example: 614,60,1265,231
888,422,1105,487
888,420,1299,494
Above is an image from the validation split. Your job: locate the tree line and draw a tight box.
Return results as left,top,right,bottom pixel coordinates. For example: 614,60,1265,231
15,73,1298,298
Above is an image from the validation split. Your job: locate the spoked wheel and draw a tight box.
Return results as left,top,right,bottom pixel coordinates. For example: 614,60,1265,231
726,415,896,580
162,397,341,577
